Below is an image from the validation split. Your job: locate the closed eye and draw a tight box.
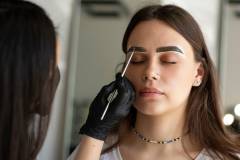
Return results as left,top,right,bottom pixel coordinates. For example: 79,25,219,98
130,60,145,64
161,61,177,64
130,53,146,64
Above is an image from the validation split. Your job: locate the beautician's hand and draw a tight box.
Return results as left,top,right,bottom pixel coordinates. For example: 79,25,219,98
79,73,135,141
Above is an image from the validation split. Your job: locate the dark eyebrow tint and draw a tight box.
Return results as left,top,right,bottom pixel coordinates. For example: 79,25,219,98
156,46,184,54
127,46,183,54
127,46,146,53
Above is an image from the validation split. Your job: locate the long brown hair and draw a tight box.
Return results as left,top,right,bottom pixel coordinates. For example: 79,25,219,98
104,4,240,159
0,1,59,160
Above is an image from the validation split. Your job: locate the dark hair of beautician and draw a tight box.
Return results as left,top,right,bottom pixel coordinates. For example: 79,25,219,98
0,1,60,160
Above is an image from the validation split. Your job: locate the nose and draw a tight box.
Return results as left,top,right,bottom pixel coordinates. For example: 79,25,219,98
142,60,160,81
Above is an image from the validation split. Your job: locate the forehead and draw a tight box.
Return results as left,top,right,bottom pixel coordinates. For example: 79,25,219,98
127,20,194,57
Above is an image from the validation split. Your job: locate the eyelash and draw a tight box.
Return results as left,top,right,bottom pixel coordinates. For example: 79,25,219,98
161,61,177,64
130,61,144,64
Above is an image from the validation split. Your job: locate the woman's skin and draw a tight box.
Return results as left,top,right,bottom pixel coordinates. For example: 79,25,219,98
120,20,204,160
74,20,204,160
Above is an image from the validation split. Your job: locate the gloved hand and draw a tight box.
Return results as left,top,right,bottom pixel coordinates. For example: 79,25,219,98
79,73,135,141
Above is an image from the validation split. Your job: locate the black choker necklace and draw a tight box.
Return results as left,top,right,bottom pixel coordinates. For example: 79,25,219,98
132,128,181,144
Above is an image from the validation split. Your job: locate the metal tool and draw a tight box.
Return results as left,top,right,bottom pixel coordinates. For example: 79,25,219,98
100,49,135,120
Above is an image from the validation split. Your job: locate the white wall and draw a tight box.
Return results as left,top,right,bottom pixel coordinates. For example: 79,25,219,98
220,3,240,110
74,15,127,101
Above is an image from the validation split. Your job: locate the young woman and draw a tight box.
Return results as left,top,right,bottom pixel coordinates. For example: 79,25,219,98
69,4,240,160
0,1,60,160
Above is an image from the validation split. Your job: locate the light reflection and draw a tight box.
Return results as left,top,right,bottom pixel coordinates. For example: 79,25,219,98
234,104,240,117
223,114,234,126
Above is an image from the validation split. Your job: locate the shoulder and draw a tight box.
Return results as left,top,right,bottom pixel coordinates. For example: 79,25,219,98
100,147,122,160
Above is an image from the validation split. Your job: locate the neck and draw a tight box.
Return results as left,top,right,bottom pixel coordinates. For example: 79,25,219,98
134,109,186,140
120,107,201,157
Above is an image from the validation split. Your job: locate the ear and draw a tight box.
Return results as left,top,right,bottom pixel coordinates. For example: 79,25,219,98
193,62,204,86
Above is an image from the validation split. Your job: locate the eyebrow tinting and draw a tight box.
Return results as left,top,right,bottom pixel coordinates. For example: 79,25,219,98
127,46,184,55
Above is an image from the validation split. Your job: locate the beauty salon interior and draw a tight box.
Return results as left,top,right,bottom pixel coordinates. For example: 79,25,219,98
29,0,240,159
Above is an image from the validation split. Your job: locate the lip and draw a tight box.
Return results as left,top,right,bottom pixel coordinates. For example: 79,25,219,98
139,87,164,97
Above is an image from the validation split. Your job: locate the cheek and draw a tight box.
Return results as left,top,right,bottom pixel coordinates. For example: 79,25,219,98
163,68,195,108
163,66,194,90
125,66,141,88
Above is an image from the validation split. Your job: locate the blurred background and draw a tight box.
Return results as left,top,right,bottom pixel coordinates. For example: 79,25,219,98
28,0,240,159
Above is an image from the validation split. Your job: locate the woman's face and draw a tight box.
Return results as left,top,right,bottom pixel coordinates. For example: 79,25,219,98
125,20,203,116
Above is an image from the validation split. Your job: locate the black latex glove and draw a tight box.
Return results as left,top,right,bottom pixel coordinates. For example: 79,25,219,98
79,73,135,140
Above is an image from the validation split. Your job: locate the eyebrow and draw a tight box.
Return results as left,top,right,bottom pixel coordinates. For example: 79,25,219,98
127,46,184,54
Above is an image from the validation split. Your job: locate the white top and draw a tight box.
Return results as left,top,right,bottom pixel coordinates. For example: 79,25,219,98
100,146,213,160
68,145,239,160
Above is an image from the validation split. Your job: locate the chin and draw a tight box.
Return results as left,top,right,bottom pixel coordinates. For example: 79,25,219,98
133,101,168,116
